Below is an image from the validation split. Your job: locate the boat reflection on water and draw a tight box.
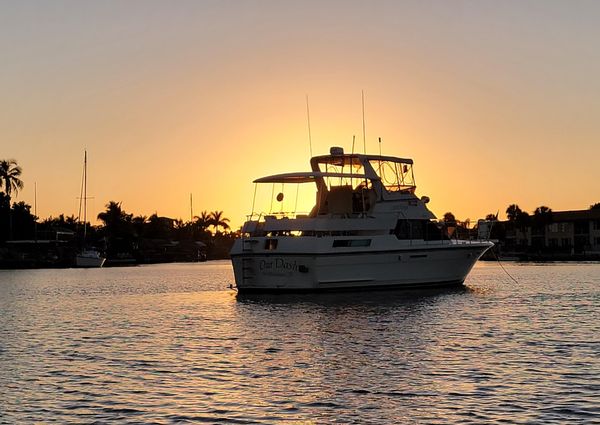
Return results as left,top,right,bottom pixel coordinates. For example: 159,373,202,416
235,284,470,307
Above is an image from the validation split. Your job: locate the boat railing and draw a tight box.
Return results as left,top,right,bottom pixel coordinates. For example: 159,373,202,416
393,210,493,246
245,211,313,222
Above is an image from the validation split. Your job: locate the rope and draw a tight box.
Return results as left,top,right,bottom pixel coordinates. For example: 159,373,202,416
491,248,519,285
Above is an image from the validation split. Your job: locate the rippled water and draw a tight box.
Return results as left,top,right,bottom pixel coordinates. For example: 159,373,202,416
0,261,598,424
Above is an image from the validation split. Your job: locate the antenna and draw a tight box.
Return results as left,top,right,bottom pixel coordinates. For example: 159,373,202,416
361,90,367,154
378,137,382,174
305,94,313,157
351,135,356,155
190,193,193,222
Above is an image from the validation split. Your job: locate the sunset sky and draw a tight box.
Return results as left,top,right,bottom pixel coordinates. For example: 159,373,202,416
2,1,599,228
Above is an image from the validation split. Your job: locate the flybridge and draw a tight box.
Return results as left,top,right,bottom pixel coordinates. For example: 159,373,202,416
246,146,423,224
310,147,417,195
254,147,416,193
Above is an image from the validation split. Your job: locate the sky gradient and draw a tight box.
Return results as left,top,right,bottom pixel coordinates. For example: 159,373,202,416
2,0,599,227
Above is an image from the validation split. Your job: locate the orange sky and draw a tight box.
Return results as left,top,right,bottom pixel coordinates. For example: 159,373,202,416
1,1,599,228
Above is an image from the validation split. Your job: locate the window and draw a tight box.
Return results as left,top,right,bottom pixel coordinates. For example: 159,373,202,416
333,239,371,247
562,238,570,247
549,238,558,247
574,222,590,234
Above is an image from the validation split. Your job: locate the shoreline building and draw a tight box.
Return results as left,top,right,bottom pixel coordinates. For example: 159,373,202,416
502,208,600,258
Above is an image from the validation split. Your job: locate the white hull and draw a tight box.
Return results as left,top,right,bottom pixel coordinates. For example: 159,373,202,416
75,255,106,268
231,239,492,292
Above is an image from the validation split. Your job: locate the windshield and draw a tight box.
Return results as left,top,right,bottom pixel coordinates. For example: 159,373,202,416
369,160,415,193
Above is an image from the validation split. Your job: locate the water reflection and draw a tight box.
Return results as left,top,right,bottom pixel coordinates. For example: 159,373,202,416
235,285,469,307
0,263,598,424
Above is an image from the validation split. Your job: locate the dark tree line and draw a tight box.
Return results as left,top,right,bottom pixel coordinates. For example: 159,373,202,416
1,159,236,260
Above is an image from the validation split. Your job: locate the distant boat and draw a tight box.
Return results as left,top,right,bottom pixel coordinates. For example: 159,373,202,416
230,146,493,292
76,248,106,268
75,150,105,268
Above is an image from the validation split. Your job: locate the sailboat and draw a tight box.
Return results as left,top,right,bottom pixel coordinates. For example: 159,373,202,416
75,150,106,268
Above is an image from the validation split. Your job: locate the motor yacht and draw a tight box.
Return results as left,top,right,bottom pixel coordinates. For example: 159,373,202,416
230,147,492,292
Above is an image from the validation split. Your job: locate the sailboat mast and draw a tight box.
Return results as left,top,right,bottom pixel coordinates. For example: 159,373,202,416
83,150,87,241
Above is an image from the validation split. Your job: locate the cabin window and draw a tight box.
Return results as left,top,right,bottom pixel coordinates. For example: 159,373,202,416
264,239,278,250
332,239,371,247
394,220,448,240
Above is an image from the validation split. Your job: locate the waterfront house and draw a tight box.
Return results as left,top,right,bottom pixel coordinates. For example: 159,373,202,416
502,208,600,258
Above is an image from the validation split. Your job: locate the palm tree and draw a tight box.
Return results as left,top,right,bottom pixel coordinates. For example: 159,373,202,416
0,159,24,239
97,201,133,237
193,211,212,232
506,204,522,221
210,210,230,234
132,215,147,237
0,159,24,200
533,205,553,227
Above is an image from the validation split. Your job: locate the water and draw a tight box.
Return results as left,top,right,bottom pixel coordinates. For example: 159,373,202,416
0,261,598,424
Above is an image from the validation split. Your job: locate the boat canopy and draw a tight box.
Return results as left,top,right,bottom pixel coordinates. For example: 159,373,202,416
253,171,379,184
312,153,414,167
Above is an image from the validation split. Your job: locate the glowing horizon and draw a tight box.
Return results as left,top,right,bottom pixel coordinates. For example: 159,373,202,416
2,1,600,229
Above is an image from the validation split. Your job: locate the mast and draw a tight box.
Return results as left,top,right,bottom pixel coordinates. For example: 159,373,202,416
83,150,87,242
361,90,367,154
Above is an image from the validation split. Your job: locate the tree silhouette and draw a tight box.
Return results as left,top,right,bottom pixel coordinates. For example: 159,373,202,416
97,201,135,257
0,159,24,239
0,159,24,200
97,201,133,237
443,212,456,225
146,213,174,240
590,203,600,210
534,205,552,216
193,211,212,232
210,210,230,234
533,206,553,228
515,210,531,229
506,204,522,221
132,215,147,238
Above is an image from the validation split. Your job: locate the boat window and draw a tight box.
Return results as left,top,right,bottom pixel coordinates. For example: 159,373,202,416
264,239,278,250
369,160,415,193
394,220,448,240
317,158,368,189
332,239,371,247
